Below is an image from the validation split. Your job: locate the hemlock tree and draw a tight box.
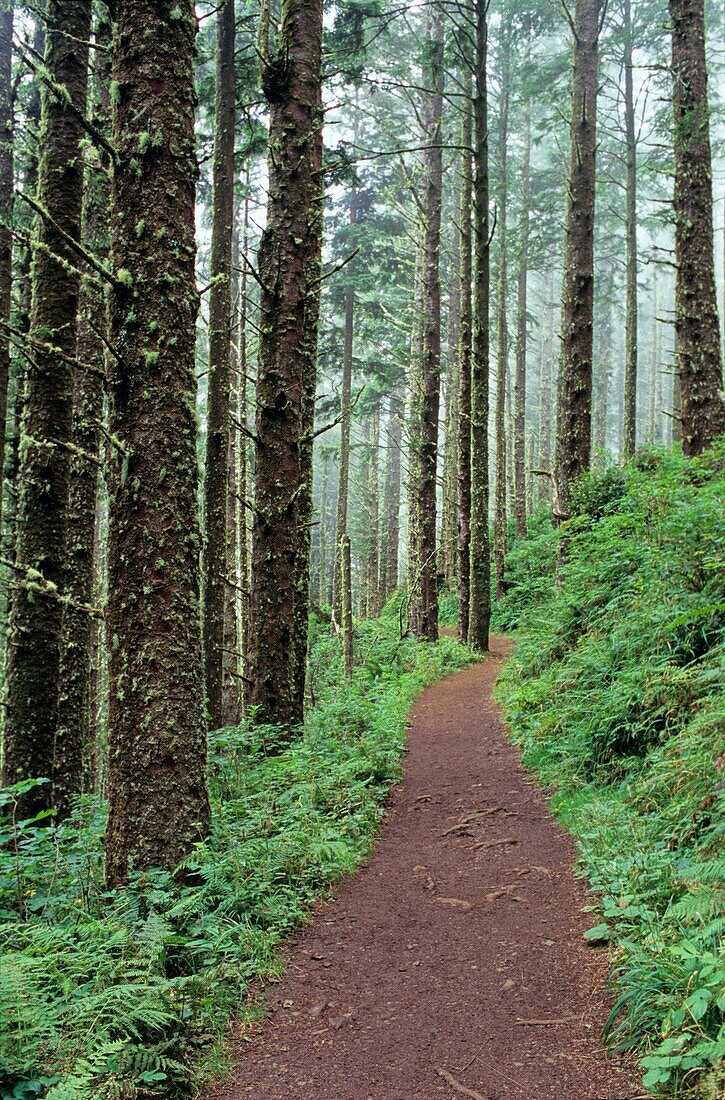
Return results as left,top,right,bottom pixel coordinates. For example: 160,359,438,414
54,13,111,817
669,0,725,454
407,11,444,642
469,0,491,652
0,0,12,530
554,0,602,517
105,0,210,886
248,0,324,731
3,0,92,817
202,0,236,730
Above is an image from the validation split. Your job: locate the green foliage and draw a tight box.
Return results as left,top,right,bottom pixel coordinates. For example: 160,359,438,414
497,446,725,1098
0,623,473,1100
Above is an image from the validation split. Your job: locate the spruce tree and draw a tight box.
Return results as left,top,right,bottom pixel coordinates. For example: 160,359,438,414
105,0,210,885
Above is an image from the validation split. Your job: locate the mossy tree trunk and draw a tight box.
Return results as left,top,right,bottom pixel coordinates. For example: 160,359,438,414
381,388,402,601
55,15,110,818
457,78,473,644
513,89,531,538
0,0,12,533
407,11,443,642
3,0,91,818
621,0,639,458
669,0,725,454
441,176,461,587
554,0,601,517
332,187,356,630
202,0,236,730
248,0,324,732
493,33,510,602
468,0,491,652
105,0,210,886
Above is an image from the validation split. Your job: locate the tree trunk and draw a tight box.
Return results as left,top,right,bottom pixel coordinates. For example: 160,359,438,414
366,402,381,617
407,11,444,642
105,0,210,885
0,0,12,533
493,46,509,601
622,0,639,458
669,0,725,454
202,0,236,730
341,533,353,677
554,0,601,517
55,16,110,818
457,77,473,644
332,188,356,629
3,0,91,818
593,291,612,456
469,0,491,652
248,0,324,731
513,93,531,538
441,178,462,586
222,214,242,727
381,389,402,601
536,270,557,504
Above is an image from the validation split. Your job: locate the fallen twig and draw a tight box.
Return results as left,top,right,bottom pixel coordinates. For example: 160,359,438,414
435,1067,488,1100
470,837,518,850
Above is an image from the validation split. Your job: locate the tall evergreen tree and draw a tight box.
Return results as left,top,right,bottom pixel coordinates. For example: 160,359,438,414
54,13,111,816
105,0,210,885
3,0,92,817
469,0,491,651
0,0,12,530
669,0,725,454
408,11,444,642
554,0,601,516
202,0,236,730
248,0,324,730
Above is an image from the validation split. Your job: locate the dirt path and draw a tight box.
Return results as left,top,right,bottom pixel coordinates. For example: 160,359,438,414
207,640,640,1100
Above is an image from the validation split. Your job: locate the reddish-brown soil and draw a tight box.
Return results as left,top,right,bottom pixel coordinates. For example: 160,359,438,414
207,640,642,1100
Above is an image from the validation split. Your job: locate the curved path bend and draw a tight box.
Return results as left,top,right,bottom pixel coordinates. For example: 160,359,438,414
208,638,640,1100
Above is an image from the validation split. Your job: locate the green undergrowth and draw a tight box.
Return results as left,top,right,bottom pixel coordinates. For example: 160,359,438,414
495,445,725,1098
0,615,473,1100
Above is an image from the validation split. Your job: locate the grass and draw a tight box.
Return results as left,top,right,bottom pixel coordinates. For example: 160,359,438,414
0,610,474,1100
495,445,725,1098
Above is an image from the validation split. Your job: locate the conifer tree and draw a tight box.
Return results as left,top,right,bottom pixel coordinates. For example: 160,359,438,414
202,0,236,729
3,0,92,817
248,0,324,730
669,0,725,454
554,0,601,516
105,0,210,884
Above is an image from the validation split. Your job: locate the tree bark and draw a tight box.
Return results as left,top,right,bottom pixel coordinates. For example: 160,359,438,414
366,402,381,617
248,0,324,731
381,389,402,601
105,0,210,885
457,76,473,644
441,176,462,586
332,188,356,629
513,92,531,537
222,211,242,727
536,270,557,504
202,0,236,730
469,0,491,652
554,0,601,517
621,0,639,457
493,58,509,601
407,11,444,642
0,0,12,534
55,15,110,818
3,0,91,818
669,0,725,454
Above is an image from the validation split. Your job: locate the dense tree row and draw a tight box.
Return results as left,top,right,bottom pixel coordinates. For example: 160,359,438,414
0,0,722,881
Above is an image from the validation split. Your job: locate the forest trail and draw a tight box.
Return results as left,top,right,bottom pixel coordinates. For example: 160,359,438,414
207,640,639,1100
